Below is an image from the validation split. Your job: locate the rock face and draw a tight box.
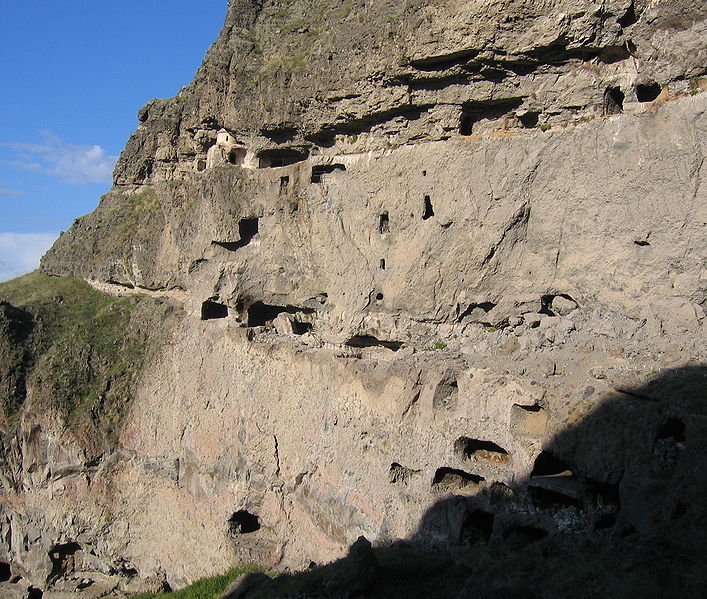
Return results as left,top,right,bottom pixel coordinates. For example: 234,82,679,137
1,0,706,596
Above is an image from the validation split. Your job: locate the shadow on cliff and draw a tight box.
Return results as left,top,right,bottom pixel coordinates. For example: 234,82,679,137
225,364,707,599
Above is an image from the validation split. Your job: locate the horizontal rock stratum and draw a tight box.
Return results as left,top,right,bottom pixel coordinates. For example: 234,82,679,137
1,0,706,597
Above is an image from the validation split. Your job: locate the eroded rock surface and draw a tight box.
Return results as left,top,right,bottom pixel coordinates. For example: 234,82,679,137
1,0,706,596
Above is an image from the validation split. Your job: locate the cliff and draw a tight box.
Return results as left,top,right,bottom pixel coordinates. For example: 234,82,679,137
1,0,706,597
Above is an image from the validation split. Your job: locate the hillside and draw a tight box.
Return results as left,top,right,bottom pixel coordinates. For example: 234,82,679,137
1,1,706,597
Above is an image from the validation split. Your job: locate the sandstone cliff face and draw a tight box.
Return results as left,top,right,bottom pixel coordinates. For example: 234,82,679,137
1,0,706,596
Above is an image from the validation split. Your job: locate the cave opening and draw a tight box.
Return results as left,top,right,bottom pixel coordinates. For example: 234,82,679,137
379,212,390,234
246,301,313,328
311,164,346,183
530,451,573,477
228,148,247,166
460,112,475,135
258,148,309,168
422,195,434,220
28,587,44,599
228,510,260,535
603,87,624,115
519,111,540,128
345,335,403,351
280,176,289,194
0,562,10,582
460,509,494,545
49,542,82,581
201,300,228,320
656,418,686,442
636,82,662,102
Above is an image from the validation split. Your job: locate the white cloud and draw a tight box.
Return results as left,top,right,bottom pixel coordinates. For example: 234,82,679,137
0,232,59,282
1,132,118,184
0,188,26,197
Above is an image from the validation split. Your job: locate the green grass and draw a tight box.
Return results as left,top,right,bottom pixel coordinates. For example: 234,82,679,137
0,271,173,443
132,566,270,599
424,341,447,351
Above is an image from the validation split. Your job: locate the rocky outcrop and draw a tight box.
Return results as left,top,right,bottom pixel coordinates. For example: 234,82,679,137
1,0,706,596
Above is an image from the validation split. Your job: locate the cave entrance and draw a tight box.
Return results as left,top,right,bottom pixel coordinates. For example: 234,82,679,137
49,542,82,581
603,87,624,114
0,562,10,582
228,148,247,166
258,148,309,168
228,510,260,535
246,301,313,327
422,195,434,220
530,451,573,477
201,300,228,320
460,509,494,545
379,212,390,234
311,164,346,183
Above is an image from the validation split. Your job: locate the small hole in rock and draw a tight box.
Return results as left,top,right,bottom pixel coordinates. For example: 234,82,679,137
634,239,650,246
379,259,386,270
422,196,434,220
196,159,206,172
455,437,509,464
519,112,540,128
389,462,419,485
228,510,260,535
375,292,384,301
432,467,484,491
422,170,427,176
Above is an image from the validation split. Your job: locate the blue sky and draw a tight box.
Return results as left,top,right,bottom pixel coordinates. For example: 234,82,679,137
0,1,227,281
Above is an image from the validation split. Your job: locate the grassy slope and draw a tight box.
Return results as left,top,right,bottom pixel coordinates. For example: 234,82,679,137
0,271,174,451
132,566,270,599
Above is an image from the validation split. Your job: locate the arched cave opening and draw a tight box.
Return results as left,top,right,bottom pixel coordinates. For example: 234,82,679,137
228,510,260,535
28,587,43,599
228,148,246,166
636,82,662,102
530,451,573,477
0,561,10,582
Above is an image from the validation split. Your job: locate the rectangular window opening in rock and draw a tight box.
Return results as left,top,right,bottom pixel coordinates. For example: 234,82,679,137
379,212,389,234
